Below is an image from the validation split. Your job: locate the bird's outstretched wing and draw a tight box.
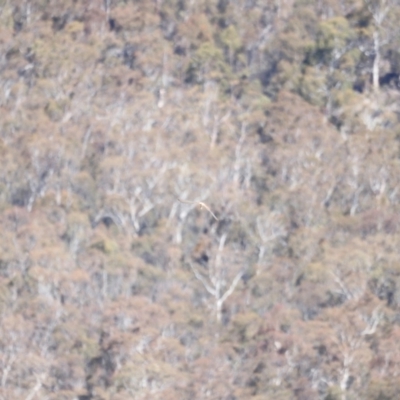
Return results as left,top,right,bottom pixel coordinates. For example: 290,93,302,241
177,198,219,221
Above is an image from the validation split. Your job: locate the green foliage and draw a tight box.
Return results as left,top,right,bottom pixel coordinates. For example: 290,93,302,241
304,262,329,284
186,41,227,83
299,66,326,106
367,378,400,400
220,25,241,52
91,236,119,254
278,6,318,63
324,386,341,400
230,312,261,343
269,60,303,93
330,87,364,130
0,3,13,29
314,17,354,65
44,99,68,121
65,21,84,35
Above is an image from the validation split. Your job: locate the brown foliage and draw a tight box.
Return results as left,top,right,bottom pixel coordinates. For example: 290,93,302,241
2,0,400,399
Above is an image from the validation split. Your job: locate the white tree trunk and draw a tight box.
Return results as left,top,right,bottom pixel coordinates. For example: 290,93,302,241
372,30,380,92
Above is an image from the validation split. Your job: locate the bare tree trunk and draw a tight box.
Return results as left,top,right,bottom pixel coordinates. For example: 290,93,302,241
367,0,390,93
189,233,242,323
104,0,111,20
372,30,380,92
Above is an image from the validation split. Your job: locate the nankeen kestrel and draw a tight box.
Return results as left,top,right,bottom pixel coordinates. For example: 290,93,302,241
178,198,219,221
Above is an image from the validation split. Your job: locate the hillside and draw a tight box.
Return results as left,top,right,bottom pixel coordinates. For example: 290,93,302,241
1,1,400,399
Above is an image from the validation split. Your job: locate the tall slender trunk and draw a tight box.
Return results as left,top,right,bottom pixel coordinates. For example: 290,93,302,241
372,30,380,92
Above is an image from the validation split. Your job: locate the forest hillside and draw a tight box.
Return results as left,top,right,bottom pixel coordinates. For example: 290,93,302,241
1,0,400,399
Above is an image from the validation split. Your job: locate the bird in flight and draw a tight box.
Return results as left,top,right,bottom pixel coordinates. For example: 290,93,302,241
178,198,219,221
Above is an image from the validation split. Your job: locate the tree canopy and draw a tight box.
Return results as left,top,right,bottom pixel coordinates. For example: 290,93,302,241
1,0,400,399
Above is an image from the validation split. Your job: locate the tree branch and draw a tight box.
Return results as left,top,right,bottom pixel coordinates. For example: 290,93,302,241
189,262,216,297
219,270,243,306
